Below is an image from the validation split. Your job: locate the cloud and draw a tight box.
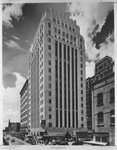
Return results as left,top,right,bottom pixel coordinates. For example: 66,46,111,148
92,10,114,49
12,35,20,40
3,72,26,103
4,40,23,51
3,72,26,128
2,4,24,28
86,61,95,78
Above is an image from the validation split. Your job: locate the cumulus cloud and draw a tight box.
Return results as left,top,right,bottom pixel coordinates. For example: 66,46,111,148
86,61,95,78
66,2,114,77
3,72,26,103
2,4,24,28
3,72,26,128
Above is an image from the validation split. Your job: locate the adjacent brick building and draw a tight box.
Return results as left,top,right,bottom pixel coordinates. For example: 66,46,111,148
86,56,115,145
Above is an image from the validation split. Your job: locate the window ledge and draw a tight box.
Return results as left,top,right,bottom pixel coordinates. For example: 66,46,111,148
110,101,114,103
97,124,104,127
97,103,104,107
110,123,115,126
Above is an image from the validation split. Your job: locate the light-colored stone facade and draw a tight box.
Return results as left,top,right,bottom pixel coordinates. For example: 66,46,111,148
28,9,86,136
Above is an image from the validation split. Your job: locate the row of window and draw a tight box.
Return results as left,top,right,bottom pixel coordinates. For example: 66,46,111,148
21,117,27,123
97,110,115,125
54,28,76,41
21,104,28,113
21,110,27,118
52,19,75,33
97,88,114,106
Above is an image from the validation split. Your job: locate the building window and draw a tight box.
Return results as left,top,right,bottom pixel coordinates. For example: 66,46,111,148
48,68,51,73
49,83,52,88
81,97,83,101
110,110,115,125
48,30,51,35
49,99,51,104
48,22,51,28
57,20,60,24
81,123,84,128
49,76,51,80
48,60,51,65
48,91,52,96
80,50,83,55
81,103,83,108
81,117,83,121
48,45,51,50
96,136,100,142
81,83,83,88
61,22,64,27
48,37,51,43
110,88,114,102
81,64,83,68
49,114,52,119
81,77,83,81
97,93,103,106
81,90,83,94
65,24,67,28
102,137,108,142
48,53,51,58
81,70,83,74
49,107,52,111
81,57,83,62
62,31,65,36
98,112,103,125
58,29,61,34
66,33,69,38
49,123,52,127
81,110,83,114
53,18,56,23
55,28,57,33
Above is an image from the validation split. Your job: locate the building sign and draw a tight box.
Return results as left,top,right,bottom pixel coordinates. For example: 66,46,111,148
94,81,106,89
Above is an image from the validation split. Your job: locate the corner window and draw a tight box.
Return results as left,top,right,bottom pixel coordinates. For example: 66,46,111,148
98,112,103,125
110,88,114,102
97,93,103,106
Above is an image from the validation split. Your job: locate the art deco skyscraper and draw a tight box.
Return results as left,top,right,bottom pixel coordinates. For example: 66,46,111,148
28,9,86,136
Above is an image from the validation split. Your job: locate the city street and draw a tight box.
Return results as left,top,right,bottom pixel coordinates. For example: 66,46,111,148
5,135,30,145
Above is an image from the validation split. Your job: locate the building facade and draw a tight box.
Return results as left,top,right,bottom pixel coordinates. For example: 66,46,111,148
92,56,115,145
28,9,86,136
8,119,20,133
86,77,93,130
20,79,29,133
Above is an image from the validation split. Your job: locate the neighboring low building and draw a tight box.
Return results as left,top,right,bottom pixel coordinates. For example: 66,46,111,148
8,119,20,132
92,56,115,146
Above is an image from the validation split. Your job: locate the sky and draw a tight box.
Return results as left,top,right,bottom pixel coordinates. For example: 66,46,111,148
2,2,114,129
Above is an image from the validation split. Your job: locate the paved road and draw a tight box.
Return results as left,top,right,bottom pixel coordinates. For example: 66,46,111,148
5,135,30,145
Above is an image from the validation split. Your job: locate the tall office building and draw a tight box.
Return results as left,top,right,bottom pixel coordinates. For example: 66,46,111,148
28,9,86,136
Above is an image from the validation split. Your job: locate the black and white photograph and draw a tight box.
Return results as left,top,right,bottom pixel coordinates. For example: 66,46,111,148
2,1,116,149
